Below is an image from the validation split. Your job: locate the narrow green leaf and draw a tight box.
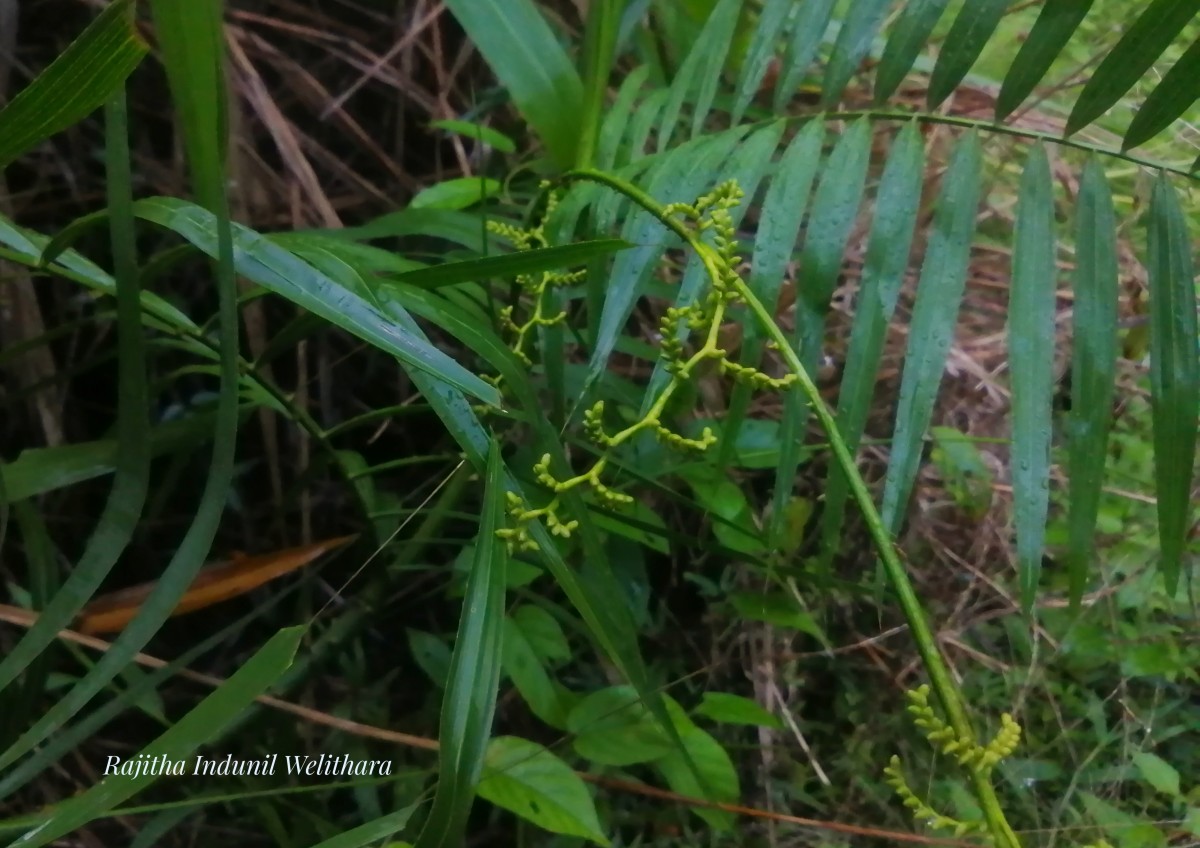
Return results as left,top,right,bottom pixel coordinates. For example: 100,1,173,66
656,0,742,151
0,0,146,169
1066,157,1118,608
430,119,515,154
595,65,650,171
997,0,1094,120
1123,37,1200,149
772,0,837,112
1133,752,1183,798
478,737,608,845
732,0,794,123
1007,143,1057,612
0,90,151,704
773,119,871,539
876,0,950,102
928,0,1011,109
390,239,631,289
413,441,508,848
307,805,420,848
410,177,501,211
1145,173,1199,595
576,0,621,169
819,121,924,569
1066,0,1200,136
11,628,302,847
442,0,583,169
880,131,983,534
130,197,501,406
821,0,890,107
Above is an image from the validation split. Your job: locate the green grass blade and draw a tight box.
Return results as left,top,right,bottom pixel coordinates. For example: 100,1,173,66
996,0,1093,120
1007,142,1057,612
307,806,420,848
443,0,583,169
596,65,650,171
772,0,837,112
821,0,890,107
1122,36,1200,149
1066,157,1119,609
875,0,950,103
818,120,924,569
130,197,500,406
576,0,621,169
0,91,150,697
732,0,795,124
927,0,1012,109
656,0,741,151
412,442,506,848
0,0,146,169
1145,173,1199,596
1066,0,1200,136
772,119,871,539
880,131,982,535
10,628,302,848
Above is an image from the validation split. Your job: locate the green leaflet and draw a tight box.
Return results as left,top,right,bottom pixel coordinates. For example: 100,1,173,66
1067,0,1200,135
822,0,890,107
1007,143,1057,612
1145,173,1199,596
927,0,1012,109
1123,36,1200,149
879,131,983,535
996,0,1094,120
876,0,950,102
1066,157,1118,608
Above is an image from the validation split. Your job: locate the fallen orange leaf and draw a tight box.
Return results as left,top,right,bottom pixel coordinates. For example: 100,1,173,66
75,535,357,635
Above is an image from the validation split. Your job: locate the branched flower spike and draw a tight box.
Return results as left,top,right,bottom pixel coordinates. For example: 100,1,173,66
495,179,797,552
885,685,1025,840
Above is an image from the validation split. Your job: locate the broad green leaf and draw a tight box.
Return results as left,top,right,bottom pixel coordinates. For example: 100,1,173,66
429,119,515,154
569,687,674,766
1008,143,1057,612
1066,157,1118,607
821,0,890,107
0,0,146,169
730,593,827,643
1145,173,1199,595
130,197,501,406
410,177,501,211
442,0,583,169
876,0,950,102
772,0,837,112
1123,36,1200,149
996,0,1094,120
679,467,765,556
656,0,742,150
0,413,232,503
1066,0,1200,135
695,692,783,729
732,0,794,123
478,737,608,845
818,120,924,568
502,616,569,729
880,131,982,534
773,119,871,540
413,441,508,848
11,628,301,847
306,806,419,848
928,0,1011,109
1133,752,1182,797
389,239,631,290
653,698,739,830
512,605,570,663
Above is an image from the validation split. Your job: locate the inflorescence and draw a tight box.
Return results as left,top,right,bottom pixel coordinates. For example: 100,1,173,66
490,179,796,552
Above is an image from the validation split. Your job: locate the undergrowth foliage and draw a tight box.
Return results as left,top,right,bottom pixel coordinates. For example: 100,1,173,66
1,0,1198,846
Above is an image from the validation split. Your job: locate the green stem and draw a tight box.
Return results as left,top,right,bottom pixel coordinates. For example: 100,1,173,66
561,167,1022,848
